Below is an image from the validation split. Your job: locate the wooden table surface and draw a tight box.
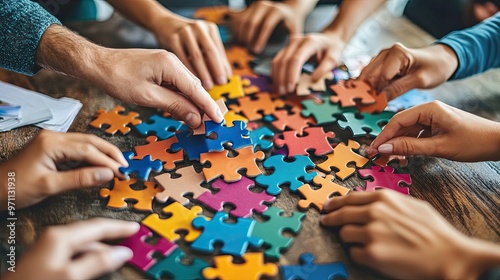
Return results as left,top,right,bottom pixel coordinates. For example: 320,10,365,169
1,8,499,280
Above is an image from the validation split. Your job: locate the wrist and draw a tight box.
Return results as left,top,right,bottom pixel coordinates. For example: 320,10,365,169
433,44,459,80
320,29,348,48
444,238,500,279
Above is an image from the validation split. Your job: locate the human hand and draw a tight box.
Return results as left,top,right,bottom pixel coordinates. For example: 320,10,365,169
0,131,127,210
365,101,500,162
92,48,224,128
358,43,458,100
4,219,139,280
232,1,307,54
152,15,232,90
271,32,345,94
320,191,500,279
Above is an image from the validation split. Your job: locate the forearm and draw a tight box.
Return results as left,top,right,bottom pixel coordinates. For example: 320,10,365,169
106,0,174,32
322,0,386,43
0,0,61,75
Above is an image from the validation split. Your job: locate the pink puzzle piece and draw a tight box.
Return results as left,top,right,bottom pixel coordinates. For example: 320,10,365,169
197,176,276,218
134,136,184,171
154,166,209,204
120,224,177,271
356,166,412,195
270,109,316,134
274,127,335,157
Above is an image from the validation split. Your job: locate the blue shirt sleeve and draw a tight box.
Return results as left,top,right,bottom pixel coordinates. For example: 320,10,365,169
0,0,61,76
437,13,500,80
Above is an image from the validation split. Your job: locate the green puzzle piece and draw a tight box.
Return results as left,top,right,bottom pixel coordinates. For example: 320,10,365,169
147,248,208,280
252,206,306,259
337,111,395,137
301,96,356,125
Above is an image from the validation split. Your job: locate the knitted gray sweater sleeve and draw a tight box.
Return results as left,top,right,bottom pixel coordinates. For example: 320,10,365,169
0,0,61,76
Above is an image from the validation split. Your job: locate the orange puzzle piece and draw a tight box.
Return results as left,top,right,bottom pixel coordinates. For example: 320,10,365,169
270,109,316,134
99,178,159,211
200,146,265,182
89,105,141,135
208,75,247,100
296,72,334,96
229,92,285,121
297,175,350,211
133,136,184,170
154,166,209,205
203,253,278,280
330,80,376,107
193,6,230,24
225,46,256,77
356,90,388,113
316,140,369,180
142,202,204,242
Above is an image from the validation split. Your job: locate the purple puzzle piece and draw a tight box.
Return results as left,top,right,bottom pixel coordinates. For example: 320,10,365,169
197,176,276,218
120,224,177,271
355,166,412,195
243,75,272,93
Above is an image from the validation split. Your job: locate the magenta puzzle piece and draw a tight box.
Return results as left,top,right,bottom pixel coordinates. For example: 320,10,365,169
196,176,276,218
356,166,412,195
243,75,273,93
120,224,178,271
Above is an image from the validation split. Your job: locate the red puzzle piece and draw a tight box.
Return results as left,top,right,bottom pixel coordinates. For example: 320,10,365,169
89,105,141,135
134,136,184,171
229,92,285,121
274,127,335,157
270,109,316,134
356,166,412,195
330,80,375,107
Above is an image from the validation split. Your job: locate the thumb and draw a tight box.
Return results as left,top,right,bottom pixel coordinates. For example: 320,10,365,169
377,136,439,157
56,167,114,191
311,55,338,82
382,73,423,101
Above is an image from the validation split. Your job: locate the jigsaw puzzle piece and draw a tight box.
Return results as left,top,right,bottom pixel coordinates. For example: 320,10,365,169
337,111,395,138
135,114,182,140
356,90,388,113
387,88,435,111
208,75,246,100
192,98,228,135
197,176,276,218
200,146,265,182
243,75,273,93
89,105,141,135
229,92,285,121
269,109,316,134
355,166,412,195
296,72,334,96
142,202,204,242
171,125,209,160
147,248,209,280
120,224,177,271
297,175,350,211
371,153,408,167
316,140,368,180
256,155,317,195
330,80,376,107
154,165,208,204
119,152,163,181
99,178,160,211
225,46,256,77
224,110,248,127
281,253,348,280
205,120,251,151
274,127,335,157
191,212,264,256
192,6,229,23
301,96,355,125
134,136,184,171
252,206,305,259
203,253,278,280
249,126,274,151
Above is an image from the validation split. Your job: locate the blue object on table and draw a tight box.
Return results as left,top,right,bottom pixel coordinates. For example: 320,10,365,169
387,89,435,111
119,152,163,181
281,253,348,280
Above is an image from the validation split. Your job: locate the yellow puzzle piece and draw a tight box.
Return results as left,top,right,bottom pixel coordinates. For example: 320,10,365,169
208,75,246,100
203,253,278,279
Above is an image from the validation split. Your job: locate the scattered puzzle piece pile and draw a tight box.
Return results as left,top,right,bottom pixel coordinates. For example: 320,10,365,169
88,11,419,278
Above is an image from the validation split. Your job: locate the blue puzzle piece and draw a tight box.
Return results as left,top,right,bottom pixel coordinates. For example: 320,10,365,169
256,155,317,195
337,111,395,138
249,126,275,152
387,89,435,111
147,248,208,280
205,120,251,152
191,212,263,256
281,253,348,280
135,115,182,140
119,152,163,181
171,125,208,160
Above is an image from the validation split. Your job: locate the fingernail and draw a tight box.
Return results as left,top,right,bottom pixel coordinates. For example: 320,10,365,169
95,169,113,183
378,144,394,154
216,108,224,122
286,83,295,93
119,157,129,167
278,85,285,95
109,246,133,263
217,76,226,85
185,112,200,128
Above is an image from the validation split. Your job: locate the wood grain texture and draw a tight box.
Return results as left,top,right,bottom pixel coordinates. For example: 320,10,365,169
0,12,499,280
